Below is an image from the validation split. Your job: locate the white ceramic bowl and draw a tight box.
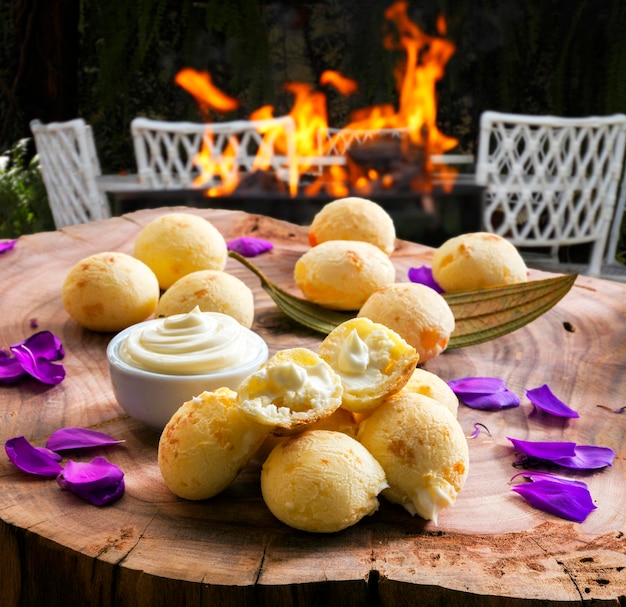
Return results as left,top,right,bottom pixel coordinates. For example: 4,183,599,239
107,318,269,431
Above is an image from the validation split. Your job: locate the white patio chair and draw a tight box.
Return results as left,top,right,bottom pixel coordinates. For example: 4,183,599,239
30,118,112,229
317,126,474,179
604,173,626,270
130,116,297,190
476,111,626,280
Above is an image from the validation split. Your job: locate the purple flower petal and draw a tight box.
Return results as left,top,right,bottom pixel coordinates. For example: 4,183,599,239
526,384,579,418
460,390,520,410
12,354,65,385
46,427,125,452
553,445,616,470
0,239,18,254
448,376,507,394
507,437,615,470
227,236,273,257
408,265,444,293
9,331,66,385
510,472,597,523
508,437,576,459
5,436,64,477
0,351,27,383
36,446,63,462
56,457,125,506
448,376,520,410
11,331,65,361
467,422,492,439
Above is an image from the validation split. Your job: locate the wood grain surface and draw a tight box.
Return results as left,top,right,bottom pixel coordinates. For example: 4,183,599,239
0,206,624,607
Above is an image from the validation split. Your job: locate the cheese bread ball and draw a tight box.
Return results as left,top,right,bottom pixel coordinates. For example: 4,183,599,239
358,282,455,363
431,232,528,292
318,317,419,414
308,197,396,255
252,406,358,463
62,251,159,332
357,392,469,524
155,270,255,328
294,240,396,310
237,347,344,436
396,367,459,417
134,213,228,290
261,430,388,533
158,387,267,500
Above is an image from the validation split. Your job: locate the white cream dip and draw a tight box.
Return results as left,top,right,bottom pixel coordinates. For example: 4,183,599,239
119,306,264,375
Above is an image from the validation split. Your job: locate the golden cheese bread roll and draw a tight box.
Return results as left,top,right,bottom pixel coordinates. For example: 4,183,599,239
261,430,388,533
308,196,396,255
62,251,159,332
358,282,455,363
357,391,469,524
294,240,396,310
432,232,528,292
158,387,267,500
251,406,359,463
155,269,255,328
395,367,459,417
134,212,228,290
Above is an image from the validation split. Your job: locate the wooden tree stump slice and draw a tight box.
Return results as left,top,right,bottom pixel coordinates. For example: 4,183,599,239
0,207,624,606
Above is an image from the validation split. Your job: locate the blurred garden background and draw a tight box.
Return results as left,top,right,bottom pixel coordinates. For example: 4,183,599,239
1,0,626,258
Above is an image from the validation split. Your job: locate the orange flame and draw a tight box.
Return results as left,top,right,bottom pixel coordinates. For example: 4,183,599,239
381,0,457,154
174,68,239,117
175,1,458,197
319,70,358,96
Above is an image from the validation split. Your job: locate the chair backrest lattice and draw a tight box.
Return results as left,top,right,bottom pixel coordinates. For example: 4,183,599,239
30,118,111,229
131,116,297,189
476,111,626,276
321,127,409,158
315,126,473,175
605,165,626,266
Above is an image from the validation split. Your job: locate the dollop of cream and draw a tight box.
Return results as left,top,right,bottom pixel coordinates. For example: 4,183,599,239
266,362,308,392
335,329,396,391
239,360,341,422
120,306,262,375
410,482,456,525
337,329,369,375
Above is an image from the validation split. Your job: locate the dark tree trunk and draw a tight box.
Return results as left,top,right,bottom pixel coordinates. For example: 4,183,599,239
12,0,80,138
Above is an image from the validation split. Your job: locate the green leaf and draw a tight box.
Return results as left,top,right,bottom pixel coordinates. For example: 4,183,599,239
229,251,577,348
443,273,577,349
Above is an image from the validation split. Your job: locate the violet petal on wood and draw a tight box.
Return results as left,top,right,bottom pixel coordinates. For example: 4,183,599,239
46,427,125,452
56,457,125,506
526,384,579,418
5,436,64,477
510,472,597,523
227,236,274,257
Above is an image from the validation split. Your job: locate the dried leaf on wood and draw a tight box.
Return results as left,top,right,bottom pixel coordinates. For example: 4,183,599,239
229,251,576,348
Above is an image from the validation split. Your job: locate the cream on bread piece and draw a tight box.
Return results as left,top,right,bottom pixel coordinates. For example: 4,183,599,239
357,391,469,524
318,317,419,414
237,347,344,436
